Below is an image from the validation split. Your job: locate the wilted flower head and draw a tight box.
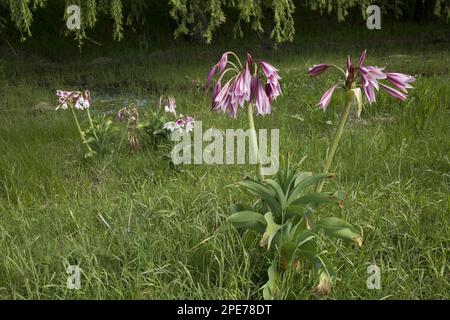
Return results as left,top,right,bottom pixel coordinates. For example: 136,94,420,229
206,51,281,118
117,106,139,125
308,49,416,111
164,115,195,133
315,271,331,295
56,90,91,110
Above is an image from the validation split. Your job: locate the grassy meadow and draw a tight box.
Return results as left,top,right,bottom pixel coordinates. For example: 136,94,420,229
0,21,449,299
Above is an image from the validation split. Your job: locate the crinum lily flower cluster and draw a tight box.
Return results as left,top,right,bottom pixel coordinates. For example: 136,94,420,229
309,49,416,111
206,52,281,181
206,51,281,117
56,90,92,110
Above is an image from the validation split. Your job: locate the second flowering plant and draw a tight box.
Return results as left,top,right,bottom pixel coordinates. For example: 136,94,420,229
134,96,195,164
308,50,416,192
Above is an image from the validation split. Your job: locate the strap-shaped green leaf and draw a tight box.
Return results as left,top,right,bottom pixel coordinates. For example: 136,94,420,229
287,173,335,206
294,171,312,185
228,203,254,214
294,229,318,261
291,192,337,207
265,179,287,210
316,217,363,246
284,204,307,220
279,168,299,195
240,180,281,216
227,211,266,233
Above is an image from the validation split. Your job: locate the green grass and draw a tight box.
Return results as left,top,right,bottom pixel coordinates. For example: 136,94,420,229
0,21,449,299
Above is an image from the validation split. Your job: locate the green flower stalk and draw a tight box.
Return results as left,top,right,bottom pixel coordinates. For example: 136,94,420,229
70,106,86,142
247,102,264,181
315,91,353,192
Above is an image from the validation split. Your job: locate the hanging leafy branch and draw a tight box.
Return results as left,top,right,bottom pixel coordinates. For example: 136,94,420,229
0,0,448,44
3,0,47,41
435,0,450,20
169,0,296,43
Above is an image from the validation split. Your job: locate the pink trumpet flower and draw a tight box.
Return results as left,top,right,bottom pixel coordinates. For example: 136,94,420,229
359,66,386,104
206,52,281,118
252,76,271,115
308,64,330,77
385,73,416,92
212,80,231,112
206,52,229,92
380,84,407,101
231,65,252,109
260,60,281,83
317,84,338,111
260,60,282,101
164,96,177,114
358,49,367,67
211,81,222,103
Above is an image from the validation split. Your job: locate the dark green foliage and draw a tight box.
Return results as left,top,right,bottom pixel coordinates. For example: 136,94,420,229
1,0,448,45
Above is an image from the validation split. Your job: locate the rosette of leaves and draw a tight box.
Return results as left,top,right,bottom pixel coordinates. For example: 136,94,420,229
83,115,118,158
227,162,362,299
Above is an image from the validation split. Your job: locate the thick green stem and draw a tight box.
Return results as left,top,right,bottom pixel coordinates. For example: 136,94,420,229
247,103,264,182
70,107,92,152
71,107,85,141
86,108,94,128
315,92,353,192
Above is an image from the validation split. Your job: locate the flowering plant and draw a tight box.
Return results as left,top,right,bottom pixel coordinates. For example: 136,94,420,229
308,50,416,192
56,90,119,158
56,90,95,156
206,51,281,181
136,96,194,163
